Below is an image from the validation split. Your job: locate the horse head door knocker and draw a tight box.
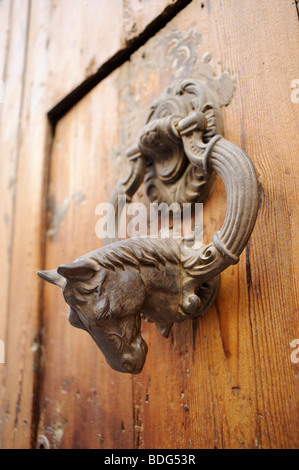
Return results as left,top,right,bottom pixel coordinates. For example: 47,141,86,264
38,78,260,374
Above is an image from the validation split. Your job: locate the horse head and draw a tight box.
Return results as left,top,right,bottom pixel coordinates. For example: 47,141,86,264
38,255,148,374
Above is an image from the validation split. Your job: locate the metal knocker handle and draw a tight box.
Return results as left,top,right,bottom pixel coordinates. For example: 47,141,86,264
177,118,260,282
38,78,260,374
107,80,260,284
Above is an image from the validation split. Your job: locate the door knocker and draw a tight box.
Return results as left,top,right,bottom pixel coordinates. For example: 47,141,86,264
38,78,260,374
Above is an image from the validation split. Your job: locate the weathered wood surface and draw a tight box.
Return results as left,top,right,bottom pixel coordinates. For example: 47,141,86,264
0,0,189,449
46,0,191,112
36,0,299,449
36,76,135,449
0,0,35,448
1,0,299,449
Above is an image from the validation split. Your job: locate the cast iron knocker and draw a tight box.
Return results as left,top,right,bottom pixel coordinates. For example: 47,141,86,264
38,78,260,374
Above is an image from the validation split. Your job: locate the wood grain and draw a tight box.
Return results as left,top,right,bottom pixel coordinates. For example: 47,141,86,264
127,0,299,449
41,0,190,108
1,0,298,449
36,76,134,449
37,0,299,449
0,0,32,447
0,0,187,449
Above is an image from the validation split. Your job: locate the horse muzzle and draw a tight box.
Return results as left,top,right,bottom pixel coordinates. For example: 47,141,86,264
97,332,148,374
115,335,148,374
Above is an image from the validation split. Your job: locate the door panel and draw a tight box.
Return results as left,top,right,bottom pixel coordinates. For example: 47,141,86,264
0,0,192,449
0,0,298,449
37,0,299,449
37,74,135,449
40,0,188,106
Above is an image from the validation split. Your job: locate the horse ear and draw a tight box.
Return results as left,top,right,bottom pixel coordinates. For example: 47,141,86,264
57,258,99,281
37,269,65,288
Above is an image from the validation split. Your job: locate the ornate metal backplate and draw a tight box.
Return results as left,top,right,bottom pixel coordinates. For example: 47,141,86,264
139,79,222,207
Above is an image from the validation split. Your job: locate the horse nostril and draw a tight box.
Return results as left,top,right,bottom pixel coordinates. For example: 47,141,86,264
119,337,147,374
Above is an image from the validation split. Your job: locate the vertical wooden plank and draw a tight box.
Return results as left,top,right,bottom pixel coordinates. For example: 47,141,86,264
211,0,299,448
0,0,13,376
117,0,299,449
36,75,134,449
0,0,11,83
117,0,233,449
0,0,31,447
36,0,299,449
0,0,58,449
45,0,190,106
2,0,298,450
0,0,191,449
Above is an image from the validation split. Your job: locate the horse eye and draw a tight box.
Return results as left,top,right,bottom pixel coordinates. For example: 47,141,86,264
77,285,98,295
95,297,110,323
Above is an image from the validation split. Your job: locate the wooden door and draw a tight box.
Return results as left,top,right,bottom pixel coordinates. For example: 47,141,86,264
0,0,298,449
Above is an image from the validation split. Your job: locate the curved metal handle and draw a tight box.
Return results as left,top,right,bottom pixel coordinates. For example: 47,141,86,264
178,129,259,282
38,78,260,374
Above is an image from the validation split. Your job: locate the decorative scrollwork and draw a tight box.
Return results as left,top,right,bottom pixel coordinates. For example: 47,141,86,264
138,79,223,206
